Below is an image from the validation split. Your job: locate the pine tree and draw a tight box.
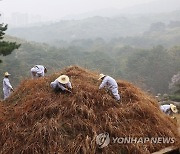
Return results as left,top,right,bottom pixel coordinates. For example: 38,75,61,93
0,23,20,63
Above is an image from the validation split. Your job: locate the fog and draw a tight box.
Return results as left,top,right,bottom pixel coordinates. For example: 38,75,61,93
1,0,157,21
1,0,180,26
1,0,180,95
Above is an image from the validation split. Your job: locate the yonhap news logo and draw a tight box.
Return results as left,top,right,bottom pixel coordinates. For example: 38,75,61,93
96,132,110,148
96,133,175,148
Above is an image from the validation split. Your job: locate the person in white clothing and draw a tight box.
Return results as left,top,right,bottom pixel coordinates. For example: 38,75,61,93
31,65,47,78
160,104,178,115
3,72,14,100
99,74,120,101
50,75,72,93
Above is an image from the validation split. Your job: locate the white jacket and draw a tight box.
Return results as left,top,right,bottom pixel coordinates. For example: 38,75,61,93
160,105,172,115
50,79,72,91
99,76,120,101
31,65,45,78
99,76,118,90
3,77,13,100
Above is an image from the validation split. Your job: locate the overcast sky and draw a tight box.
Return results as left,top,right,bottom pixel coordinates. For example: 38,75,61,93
1,0,156,20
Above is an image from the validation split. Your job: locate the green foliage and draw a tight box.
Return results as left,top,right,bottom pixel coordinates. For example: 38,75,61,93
0,24,7,39
169,94,180,102
1,35,180,96
168,47,180,98
0,41,20,56
0,24,20,62
121,45,180,93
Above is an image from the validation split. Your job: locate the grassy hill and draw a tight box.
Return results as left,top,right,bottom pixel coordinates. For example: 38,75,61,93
0,66,179,153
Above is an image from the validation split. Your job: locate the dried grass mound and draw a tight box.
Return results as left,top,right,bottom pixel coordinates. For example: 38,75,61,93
0,66,179,154
0,103,6,124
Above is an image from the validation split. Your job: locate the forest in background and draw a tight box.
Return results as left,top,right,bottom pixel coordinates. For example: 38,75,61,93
1,9,180,99
1,35,180,97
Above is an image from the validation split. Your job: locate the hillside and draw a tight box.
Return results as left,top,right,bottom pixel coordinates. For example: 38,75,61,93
7,9,180,43
7,16,145,42
1,35,180,96
0,66,179,153
63,0,180,19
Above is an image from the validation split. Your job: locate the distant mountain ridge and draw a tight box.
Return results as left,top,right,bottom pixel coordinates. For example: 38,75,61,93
7,9,180,43
62,0,180,20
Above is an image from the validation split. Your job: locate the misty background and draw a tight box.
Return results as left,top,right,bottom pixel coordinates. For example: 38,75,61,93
1,0,180,27
0,0,180,99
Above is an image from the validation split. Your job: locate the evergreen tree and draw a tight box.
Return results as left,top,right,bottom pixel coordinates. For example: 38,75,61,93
0,23,20,63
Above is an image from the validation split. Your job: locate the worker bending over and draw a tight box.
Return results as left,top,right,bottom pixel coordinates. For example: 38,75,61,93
160,104,178,115
31,65,47,78
50,75,72,93
99,74,120,101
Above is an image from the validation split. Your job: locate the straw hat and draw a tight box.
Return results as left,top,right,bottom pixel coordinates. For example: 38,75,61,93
170,104,178,113
4,72,11,76
57,75,69,84
98,74,106,80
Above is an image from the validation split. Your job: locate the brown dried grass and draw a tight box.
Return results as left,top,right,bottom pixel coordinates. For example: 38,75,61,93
0,66,179,154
